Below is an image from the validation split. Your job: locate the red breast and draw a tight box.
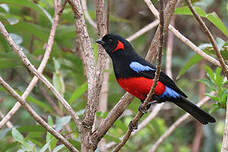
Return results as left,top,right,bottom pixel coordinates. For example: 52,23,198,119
117,77,166,100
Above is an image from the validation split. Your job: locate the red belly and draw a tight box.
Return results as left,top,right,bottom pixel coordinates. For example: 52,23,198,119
117,77,166,100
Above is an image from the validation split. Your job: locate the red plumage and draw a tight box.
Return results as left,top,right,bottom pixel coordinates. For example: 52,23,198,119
117,77,166,100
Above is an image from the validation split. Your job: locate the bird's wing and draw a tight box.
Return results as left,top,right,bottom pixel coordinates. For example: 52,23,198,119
129,61,187,98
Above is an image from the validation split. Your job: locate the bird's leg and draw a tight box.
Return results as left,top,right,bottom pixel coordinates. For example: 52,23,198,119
138,103,150,114
128,120,138,131
138,95,162,114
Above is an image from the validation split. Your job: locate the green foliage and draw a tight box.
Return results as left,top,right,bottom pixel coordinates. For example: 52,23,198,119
175,6,228,37
199,66,228,112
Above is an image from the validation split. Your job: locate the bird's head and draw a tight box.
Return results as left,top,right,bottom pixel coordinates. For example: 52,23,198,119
96,33,133,58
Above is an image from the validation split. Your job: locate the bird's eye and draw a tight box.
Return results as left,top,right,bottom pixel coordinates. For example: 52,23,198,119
108,39,113,43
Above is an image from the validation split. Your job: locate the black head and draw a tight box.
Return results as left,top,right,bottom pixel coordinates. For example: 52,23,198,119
96,33,136,58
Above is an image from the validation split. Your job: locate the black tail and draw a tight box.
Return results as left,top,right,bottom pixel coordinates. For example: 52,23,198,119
173,96,216,125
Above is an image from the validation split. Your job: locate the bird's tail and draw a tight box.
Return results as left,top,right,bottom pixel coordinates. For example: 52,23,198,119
173,96,216,124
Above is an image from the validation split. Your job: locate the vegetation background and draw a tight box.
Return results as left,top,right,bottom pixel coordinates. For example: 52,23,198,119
0,0,227,151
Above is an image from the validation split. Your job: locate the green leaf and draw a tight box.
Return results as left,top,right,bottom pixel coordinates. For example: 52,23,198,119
12,128,24,143
12,128,30,150
40,140,51,152
205,93,219,102
175,7,228,37
53,58,65,96
69,82,88,104
215,67,223,87
17,125,45,133
53,145,65,152
198,79,215,91
204,65,215,82
206,12,228,38
221,94,227,104
55,115,71,131
175,6,206,17
115,120,128,132
177,54,202,79
1,0,52,23
215,37,225,51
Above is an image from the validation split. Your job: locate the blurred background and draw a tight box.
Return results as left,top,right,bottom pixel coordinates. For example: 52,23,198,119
0,0,227,151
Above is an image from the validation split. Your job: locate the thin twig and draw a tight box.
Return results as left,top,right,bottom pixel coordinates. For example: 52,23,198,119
0,110,13,128
38,83,64,116
0,77,79,152
0,0,66,129
132,103,164,136
90,93,134,149
81,0,97,29
126,20,159,42
0,21,81,129
149,92,215,152
185,0,228,78
106,0,111,33
145,0,228,69
112,1,164,151
145,0,177,63
166,16,176,78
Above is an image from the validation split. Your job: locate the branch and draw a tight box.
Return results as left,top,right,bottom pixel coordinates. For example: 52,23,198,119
185,0,228,78
112,1,165,151
145,0,177,63
132,103,164,136
0,110,13,128
38,83,64,116
0,0,66,129
149,92,215,152
81,0,97,29
126,20,159,42
67,0,103,151
0,77,79,152
0,21,81,129
145,0,228,69
90,93,134,149
166,16,176,78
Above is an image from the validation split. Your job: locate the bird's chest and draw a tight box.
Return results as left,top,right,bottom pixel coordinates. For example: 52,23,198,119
117,77,166,100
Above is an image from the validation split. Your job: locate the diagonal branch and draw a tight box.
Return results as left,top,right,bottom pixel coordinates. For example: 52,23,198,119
0,0,66,129
0,110,13,128
145,0,228,69
0,21,81,130
112,1,165,151
0,77,79,152
126,20,159,42
81,0,97,29
185,0,228,78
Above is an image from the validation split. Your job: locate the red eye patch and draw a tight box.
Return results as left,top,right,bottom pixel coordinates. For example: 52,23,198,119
112,40,124,53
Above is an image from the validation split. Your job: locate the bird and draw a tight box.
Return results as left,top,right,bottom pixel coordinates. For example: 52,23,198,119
96,33,215,125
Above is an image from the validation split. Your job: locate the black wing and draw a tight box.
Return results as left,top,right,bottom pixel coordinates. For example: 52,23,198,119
141,70,187,98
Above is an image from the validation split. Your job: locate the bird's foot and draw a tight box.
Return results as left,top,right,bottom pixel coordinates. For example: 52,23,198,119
138,104,148,114
129,120,138,131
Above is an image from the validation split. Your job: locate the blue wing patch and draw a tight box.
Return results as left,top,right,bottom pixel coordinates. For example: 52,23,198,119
160,86,180,98
129,61,155,73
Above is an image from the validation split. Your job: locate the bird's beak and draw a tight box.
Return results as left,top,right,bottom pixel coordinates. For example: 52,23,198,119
96,38,105,45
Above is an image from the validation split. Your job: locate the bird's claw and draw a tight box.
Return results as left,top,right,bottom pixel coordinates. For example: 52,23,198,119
138,104,148,114
129,120,138,131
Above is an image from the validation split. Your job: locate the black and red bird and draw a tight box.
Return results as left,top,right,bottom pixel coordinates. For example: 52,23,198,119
96,33,215,125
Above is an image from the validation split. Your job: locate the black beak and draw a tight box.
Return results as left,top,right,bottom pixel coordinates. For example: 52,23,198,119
96,38,105,45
